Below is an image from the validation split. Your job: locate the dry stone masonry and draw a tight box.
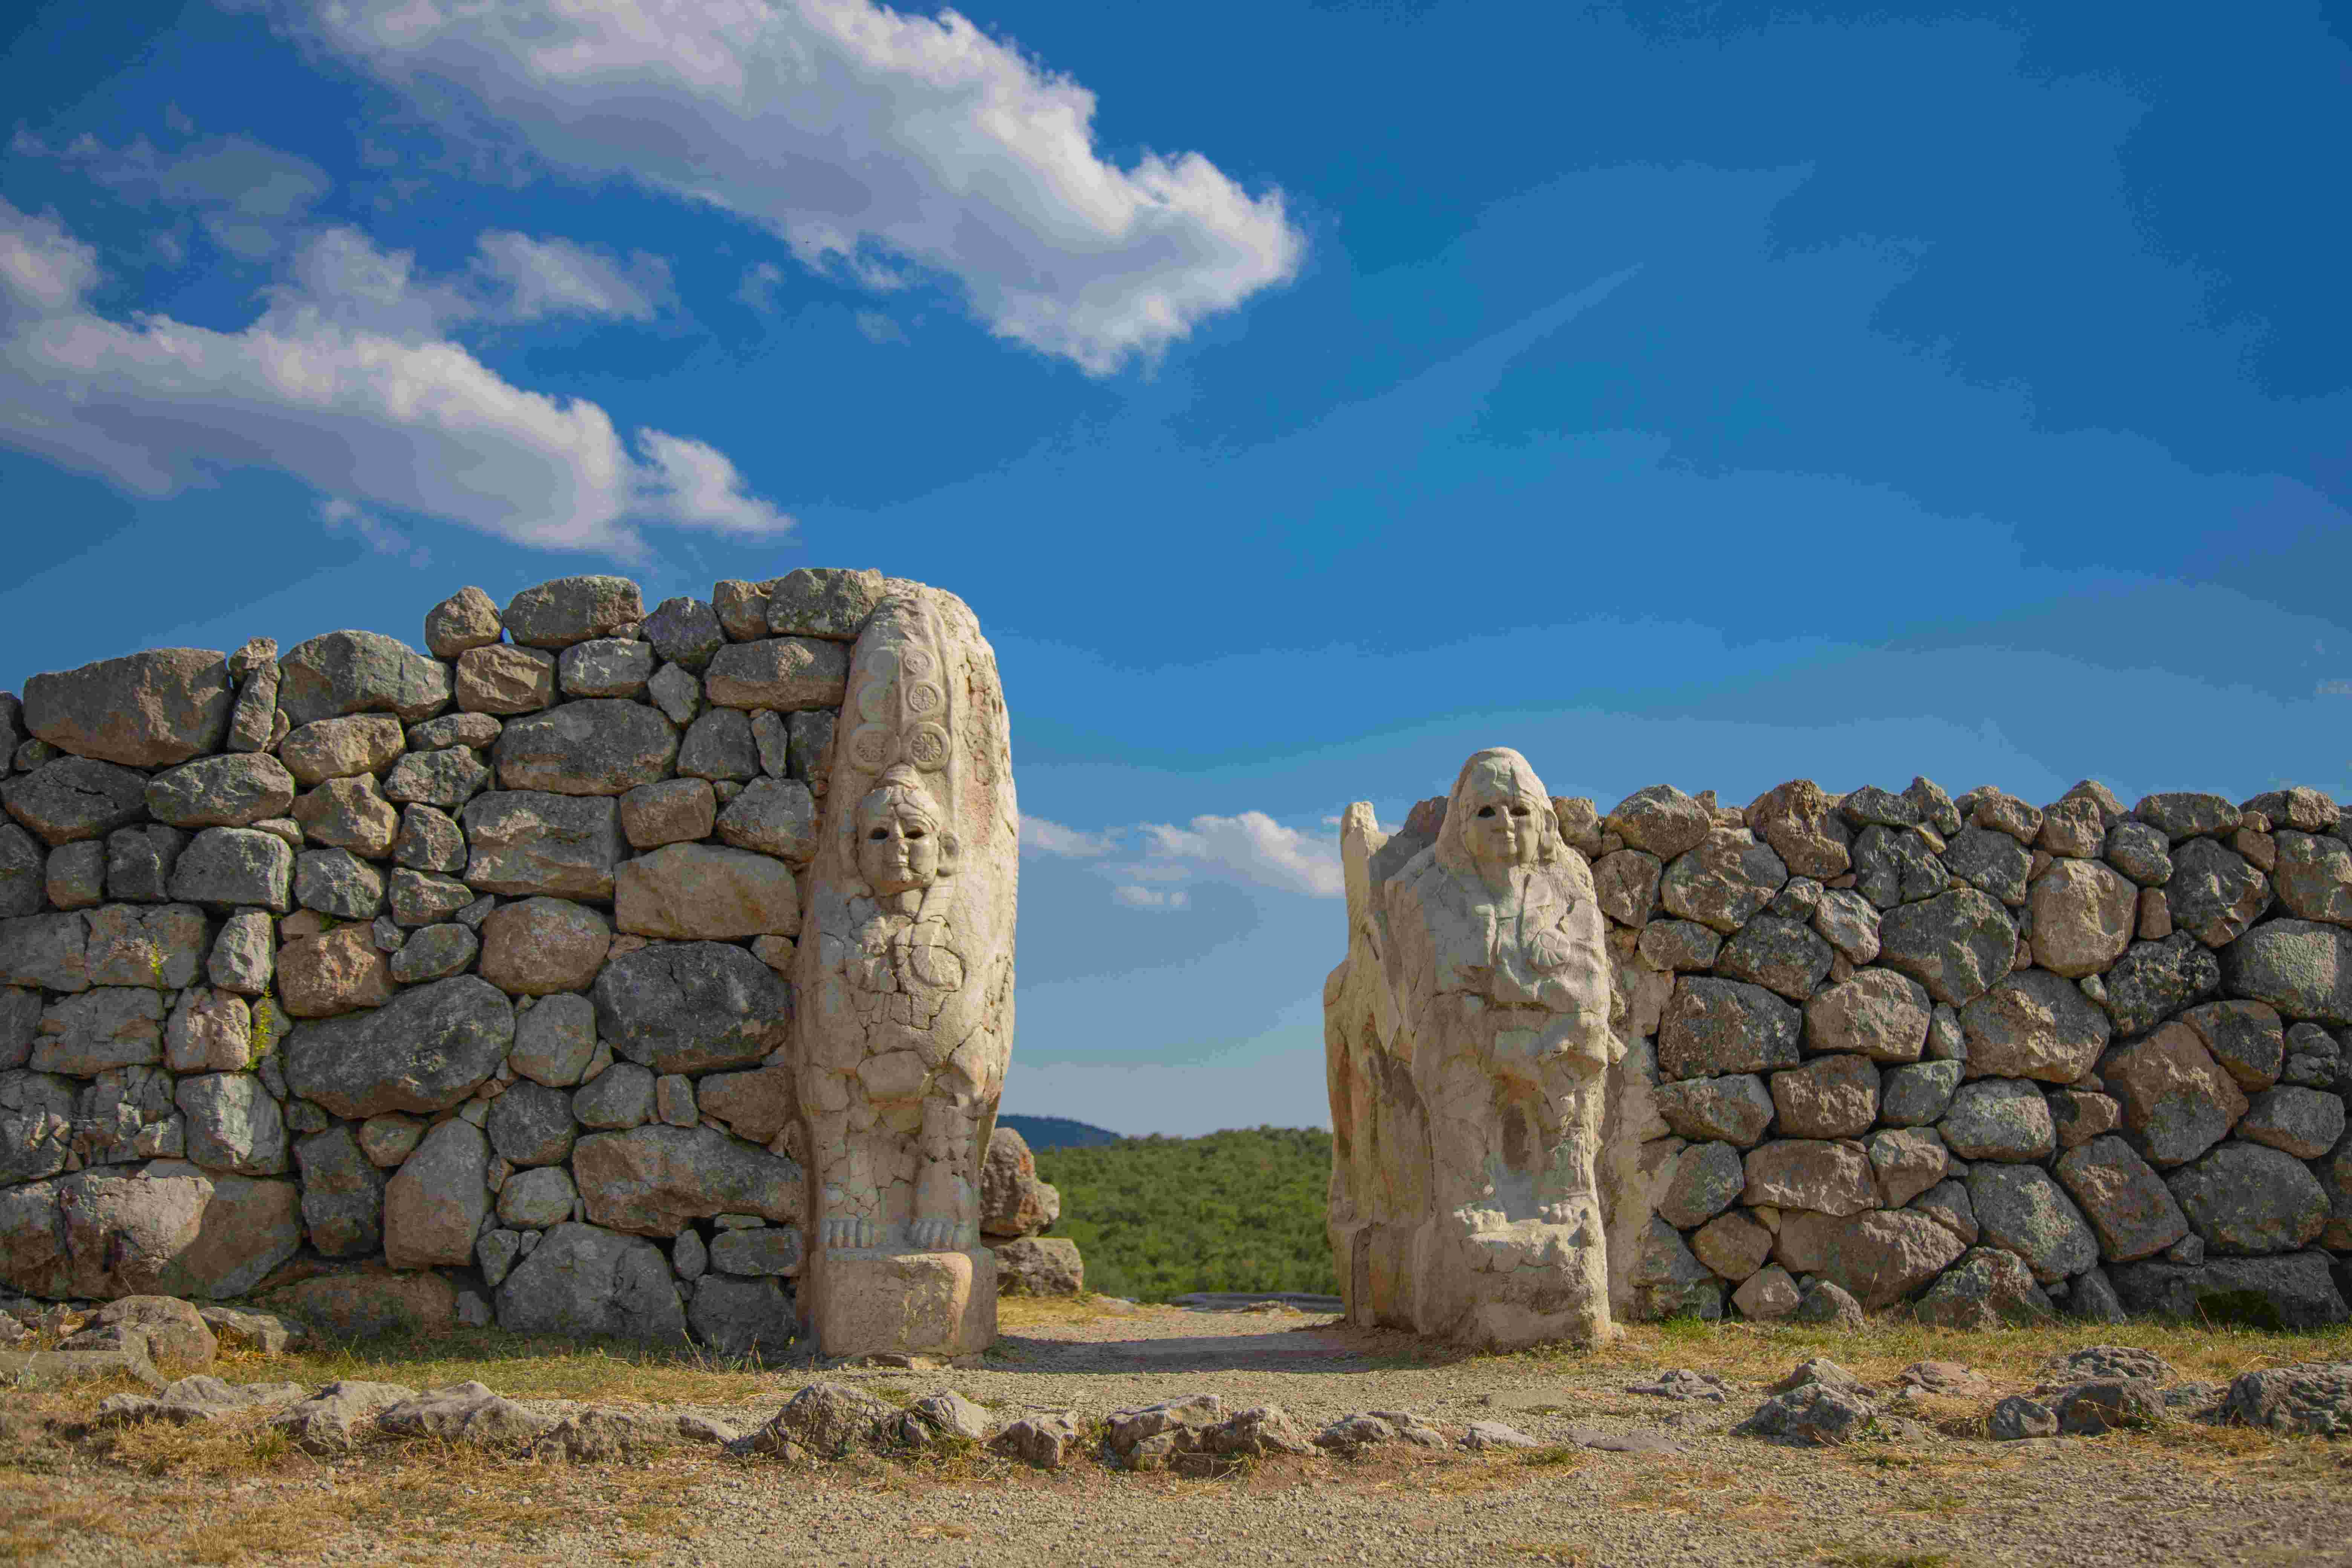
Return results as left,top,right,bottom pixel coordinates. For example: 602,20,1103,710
1329,764,2352,1335
0,568,1016,1360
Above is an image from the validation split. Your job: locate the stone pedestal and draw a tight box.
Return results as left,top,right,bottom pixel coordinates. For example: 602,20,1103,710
807,1246,996,1358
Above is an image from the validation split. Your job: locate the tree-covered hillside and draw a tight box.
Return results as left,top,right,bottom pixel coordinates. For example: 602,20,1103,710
1030,1126,1338,1302
997,1113,1123,1150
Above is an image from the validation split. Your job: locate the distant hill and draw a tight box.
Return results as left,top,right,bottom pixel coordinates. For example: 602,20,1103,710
1030,1127,1338,1303
997,1113,1123,1150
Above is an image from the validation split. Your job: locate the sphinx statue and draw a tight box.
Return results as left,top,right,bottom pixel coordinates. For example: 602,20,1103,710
796,585,1017,1357
1326,748,1618,1349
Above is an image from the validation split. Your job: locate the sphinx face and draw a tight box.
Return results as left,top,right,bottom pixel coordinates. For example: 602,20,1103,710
1460,773,1543,870
859,794,942,897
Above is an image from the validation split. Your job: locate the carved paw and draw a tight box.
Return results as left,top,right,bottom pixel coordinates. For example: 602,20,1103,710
907,1216,960,1250
823,1216,879,1251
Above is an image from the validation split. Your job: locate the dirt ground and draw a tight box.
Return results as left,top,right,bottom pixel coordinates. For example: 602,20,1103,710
6,1297,2352,1567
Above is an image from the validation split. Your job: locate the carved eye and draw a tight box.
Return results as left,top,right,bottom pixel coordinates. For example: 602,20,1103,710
905,827,925,839
1476,805,1496,818
868,828,890,841
1510,805,1531,817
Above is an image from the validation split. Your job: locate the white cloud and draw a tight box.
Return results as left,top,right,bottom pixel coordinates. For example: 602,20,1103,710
261,0,1306,373
12,129,331,259
853,309,908,346
1020,816,1115,858
470,232,674,323
1139,812,1345,900
1021,807,1343,906
318,496,431,567
735,261,787,315
0,202,789,560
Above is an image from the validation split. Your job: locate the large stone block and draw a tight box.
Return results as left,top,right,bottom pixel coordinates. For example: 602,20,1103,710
2101,1021,2248,1167
503,576,644,650
1768,1055,1878,1138
1714,915,1833,1002
2109,1251,2348,1328
175,1072,288,1176
277,630,451,726
1960,969,2110,1083
85,903,208,988
2105,933,2222,1034
1604,785,1711,860
2221,919,2352,1025
1740,1139,1876,1216
1658,829,1787,934
593,941,790,1074
614,843,799,940
23,649,233,767
477,897,610,995
145,754,296,828
1938,1078,2055,1162
2272,831,2352,926
31,988,164,1075
1772,1208,1966,1310
494,1222,687,1344
493,700,678,796
294,1125,385,1257
1652,1072,1775,1145
170,828,294,912
1802,968,1929,1062
1658,977,1799,1079
571,1124,802,1235
0,1168,210,1298
284,975,515,1118
1877,888,2015,1006
278,715,406,786
2166,1142,2327,1256
703,637,852,712
1967,1163,2098,1282
459,791,624,899
2052,1134,2188,1262
4,758,150,845
383,1119,492,1269
2167,837,2272,948
2179,1000,2283,1092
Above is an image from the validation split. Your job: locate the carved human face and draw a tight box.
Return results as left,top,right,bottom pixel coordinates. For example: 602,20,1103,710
858,793,941,895
1461,773,1542,868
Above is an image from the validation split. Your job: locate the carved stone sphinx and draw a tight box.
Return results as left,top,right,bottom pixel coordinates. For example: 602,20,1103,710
795,585,1017,1357
1325,748,1619,1349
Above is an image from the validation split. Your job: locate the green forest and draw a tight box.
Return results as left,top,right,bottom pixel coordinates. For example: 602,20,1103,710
1029,1125,1338,1302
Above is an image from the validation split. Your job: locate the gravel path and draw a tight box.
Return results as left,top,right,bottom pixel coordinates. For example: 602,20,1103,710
10,1304,2352,1566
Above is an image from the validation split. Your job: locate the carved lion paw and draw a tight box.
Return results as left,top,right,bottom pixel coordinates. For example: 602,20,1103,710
907,1216,960,1250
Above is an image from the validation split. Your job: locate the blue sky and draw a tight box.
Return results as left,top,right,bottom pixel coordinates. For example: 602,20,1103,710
2,1,2347,1135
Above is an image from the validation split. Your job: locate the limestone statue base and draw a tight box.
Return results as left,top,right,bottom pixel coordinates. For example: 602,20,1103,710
807,1246,998,1359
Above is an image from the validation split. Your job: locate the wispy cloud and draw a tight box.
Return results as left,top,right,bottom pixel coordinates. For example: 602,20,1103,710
12,128,331,260
1021,807,1343,907
470,232,674,324
0,202,787,562
259,0,1306,374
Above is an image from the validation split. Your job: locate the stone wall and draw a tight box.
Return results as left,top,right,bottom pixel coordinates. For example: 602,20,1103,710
0,568,974,1354
1333,775,2352,1332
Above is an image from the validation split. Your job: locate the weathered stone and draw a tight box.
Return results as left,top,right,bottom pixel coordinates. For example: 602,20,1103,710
2271,830,2352,926
504,576,644,650
145,754,295,830
1876,1059,1961,1128
573,1060,656,1129
175,1072,286,1175
1866,1127,1948,1208
1688,1209,1773,1280
1744,780,1853,880
0,911,88,991
421,585,502,658
277,717,405,788
2037,795,2106,859
2098,822,2171,888
707,1224,804,1277
762,567,884,640
1715,915,1833,1002
1840,784,1922,830
1636,919,1720,972
2049,1088,2122,1148
620,778,715,849
103,824,187,904
381,747,492,812
1741,1139,1875,1216
84,902,207,988
1654,1073,1775,1146
383,1119,492,1268
677,708,758,782
557,638,655,700
1968,789,2042,844
703,637,851,711
1659,978,1799,1079
357,1113,424,1167
2101,1020,2249,1166
4,757,151,846
407,711,502,752
1914,1245,2053,1328
387,868,474,926
1659,829,1787,934
2138,792,2240,840
1,1166,212,1298
977,1125,1060,1238
2166,837,2271,948
2105,933,2223,1034
1769,1055,1878,1139
2110,1251,2349,1328
285,975,514,1117
277,631,450,726
1910,1176,1977,1246
510,992,597,1088
455,645,556,715
787,709,835,782
0,824,43,917
1878,889,2015,1006
1810,888,1881,965
1657,1141,1745,1230
493,701,678,797
2221,919,2352,1025
688,1272,797,1355
750,710,789,777
646,662,701,727
390,804,464,874
292,1126,385,1256
494,1221,687,1342
460,791,623,899
1853,824,1945,908
23,649,232,767
2027,858,2136,978
1605,785,1710,861
2237,1084,2342,1160
2223,1364,2352,1435
571,1125,800,1236
294,848,384,920
2166,1142,2326,1256
289,775,398,859
614,843,799,940
1591,849,1660,926
1967,1164,2098,1282
1802,968,1929,1063
487,1080,576,1168
277,926,394,1018
477,896,610,995
31,988,164,1075
1946,827,2032,906
1626,1216,1723,1321
1939,1078,2055,1161
642,597,724,673
587,941,790,1075
713,777,819,864
2053,1135,2189,1262
1729,1263,1800,1320
1960,970,2110,1083
43,838,101,908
